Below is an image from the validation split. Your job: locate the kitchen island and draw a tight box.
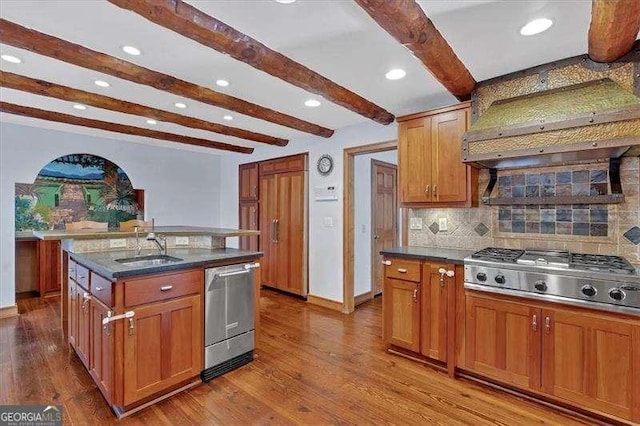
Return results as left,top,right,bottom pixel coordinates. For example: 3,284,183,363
66,244,262,418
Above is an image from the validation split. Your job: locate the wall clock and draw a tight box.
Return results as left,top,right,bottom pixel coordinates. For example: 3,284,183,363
317,154,334,176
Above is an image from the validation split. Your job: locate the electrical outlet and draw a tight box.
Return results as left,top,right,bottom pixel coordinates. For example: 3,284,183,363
323,217,333,227
110,238,127,248
361,224,366,233
410,217,422,230
438,217,448,231
175,236,189,246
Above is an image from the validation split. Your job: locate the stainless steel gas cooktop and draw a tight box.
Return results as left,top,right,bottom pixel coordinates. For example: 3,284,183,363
464,247,640,315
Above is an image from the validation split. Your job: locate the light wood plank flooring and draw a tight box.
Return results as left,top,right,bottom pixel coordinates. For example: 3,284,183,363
0,289,594,425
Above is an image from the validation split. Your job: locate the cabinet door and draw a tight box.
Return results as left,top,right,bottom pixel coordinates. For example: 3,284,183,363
123,295,202,406
275,171,306,296
465,295,541,389
399,117,431,203
259,174,278,288
384,278,420,352
239,202,259,251
541,308,640,421
239,163,259,201
38,240,61,295
68,280,78,348
431,109,468,203
76,288,91,368
90,297,114,405
420,263,449,362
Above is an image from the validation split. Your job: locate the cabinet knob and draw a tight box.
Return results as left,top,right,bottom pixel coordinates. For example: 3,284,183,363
382,260,391,266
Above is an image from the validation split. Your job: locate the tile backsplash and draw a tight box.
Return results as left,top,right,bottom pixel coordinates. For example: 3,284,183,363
408,157,640,264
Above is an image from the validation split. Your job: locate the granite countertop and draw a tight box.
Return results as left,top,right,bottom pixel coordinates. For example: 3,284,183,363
15,231,38,242
70,247,263,279
380,246,474,265
33,226,260,241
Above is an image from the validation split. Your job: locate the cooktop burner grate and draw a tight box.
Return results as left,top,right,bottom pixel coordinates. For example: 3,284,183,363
471,247,524,263
570,253,636,275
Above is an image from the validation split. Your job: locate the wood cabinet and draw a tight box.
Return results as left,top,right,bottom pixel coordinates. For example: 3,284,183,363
259,155,307,296
90,297,114,405
383,258,453,363
465,294,541,389
68,279,78,348
239,162,259,201
123,294,202,406
239,202,259,251
397,103,477,207
37,240,61,296
76,284,91,369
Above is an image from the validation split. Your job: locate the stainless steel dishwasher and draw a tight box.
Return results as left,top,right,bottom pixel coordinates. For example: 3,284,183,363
202,262,258,382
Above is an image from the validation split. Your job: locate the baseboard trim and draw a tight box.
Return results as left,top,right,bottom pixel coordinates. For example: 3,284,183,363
0,305,19,319
354,292,372,306
307,295,343,312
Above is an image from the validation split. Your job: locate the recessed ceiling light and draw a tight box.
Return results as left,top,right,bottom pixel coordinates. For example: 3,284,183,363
223,115,233,121
274,0,296,3
385,68,406,80
73,104,87,110
216,79,230,87
122,45,141,56
520,18,553,36
304,99,321,107
174,102,187,109
94,80,110,88
146,119,157,125
1,54,21,64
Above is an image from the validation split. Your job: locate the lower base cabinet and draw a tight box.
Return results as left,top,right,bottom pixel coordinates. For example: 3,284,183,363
90,297,114,405
465,292,640,422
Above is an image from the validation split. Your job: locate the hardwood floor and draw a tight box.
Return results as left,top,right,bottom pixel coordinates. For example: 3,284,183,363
1,290,594,425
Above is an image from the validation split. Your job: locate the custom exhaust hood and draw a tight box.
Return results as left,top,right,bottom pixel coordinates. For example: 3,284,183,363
461,78,640,170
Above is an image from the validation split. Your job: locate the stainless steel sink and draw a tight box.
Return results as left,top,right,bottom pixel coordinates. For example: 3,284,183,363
115,254,183,267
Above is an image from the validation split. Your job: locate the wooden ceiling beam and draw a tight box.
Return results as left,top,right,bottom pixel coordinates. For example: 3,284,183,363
0,102,253,154
0,71,287,146
588,0,640,63
108,0,395,125
0,19,333,138
353,0,476,101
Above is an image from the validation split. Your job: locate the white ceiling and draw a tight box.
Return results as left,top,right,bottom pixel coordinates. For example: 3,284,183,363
0,0,600,155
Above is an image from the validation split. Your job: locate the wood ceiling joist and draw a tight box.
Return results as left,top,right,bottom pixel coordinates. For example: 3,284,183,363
108,0,395,125
0,102,254,154
353,0,476,101
0,71,287,146
588,0,640,63
0,19,333,138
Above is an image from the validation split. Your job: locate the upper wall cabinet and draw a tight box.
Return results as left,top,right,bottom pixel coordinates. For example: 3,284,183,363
398,103,478,207
239,162,259,201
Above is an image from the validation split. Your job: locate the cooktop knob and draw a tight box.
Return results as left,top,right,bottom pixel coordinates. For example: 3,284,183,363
609,288,625,301
581,285,597,297
534,280,547,292
476,272,487,282
495,275,506,284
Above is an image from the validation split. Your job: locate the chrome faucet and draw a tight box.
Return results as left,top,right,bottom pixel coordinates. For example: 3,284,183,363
135,226,142,256
146,232,167,255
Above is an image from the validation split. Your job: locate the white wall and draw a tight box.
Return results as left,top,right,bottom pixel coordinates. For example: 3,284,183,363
0,123,223,308
353,150,397,297
219,120,398,303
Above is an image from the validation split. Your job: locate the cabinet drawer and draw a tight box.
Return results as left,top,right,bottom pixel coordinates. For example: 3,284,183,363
68,259,77,281
124,269,201,307
384,258,421,282
76,264,89,290
91,272,113,307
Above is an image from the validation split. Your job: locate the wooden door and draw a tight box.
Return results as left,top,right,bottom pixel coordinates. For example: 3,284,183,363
259,174,279,288
431,109,468,203
68,280,78,348
384,278,420,352
90,297,113,405
239,162,259,201
420,263,449,362
275,171,306,296
399,117,431,203
239,202,259,251
76,287,91,368
541,308,640,421
123,295,202,406
371,160,397,296
465,294,541,389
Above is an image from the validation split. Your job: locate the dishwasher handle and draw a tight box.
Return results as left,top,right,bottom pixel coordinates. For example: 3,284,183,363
219,269,251,278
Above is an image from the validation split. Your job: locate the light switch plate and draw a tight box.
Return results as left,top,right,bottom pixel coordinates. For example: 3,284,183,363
175,236,189,246
410,217,422,230
438,217,448,231
323,217,333,227
110,238,127,248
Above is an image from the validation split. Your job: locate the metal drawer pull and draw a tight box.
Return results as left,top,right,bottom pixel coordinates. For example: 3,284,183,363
413,288,418,302
77,275,86,279
397,268,408,273
425,185,430,194
433,185,438,196
532,315,538,331
160,285,173,292
94,286,104,291
437,268,455,287
545,317,551,334
102,310,135,325
382,260,391,266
